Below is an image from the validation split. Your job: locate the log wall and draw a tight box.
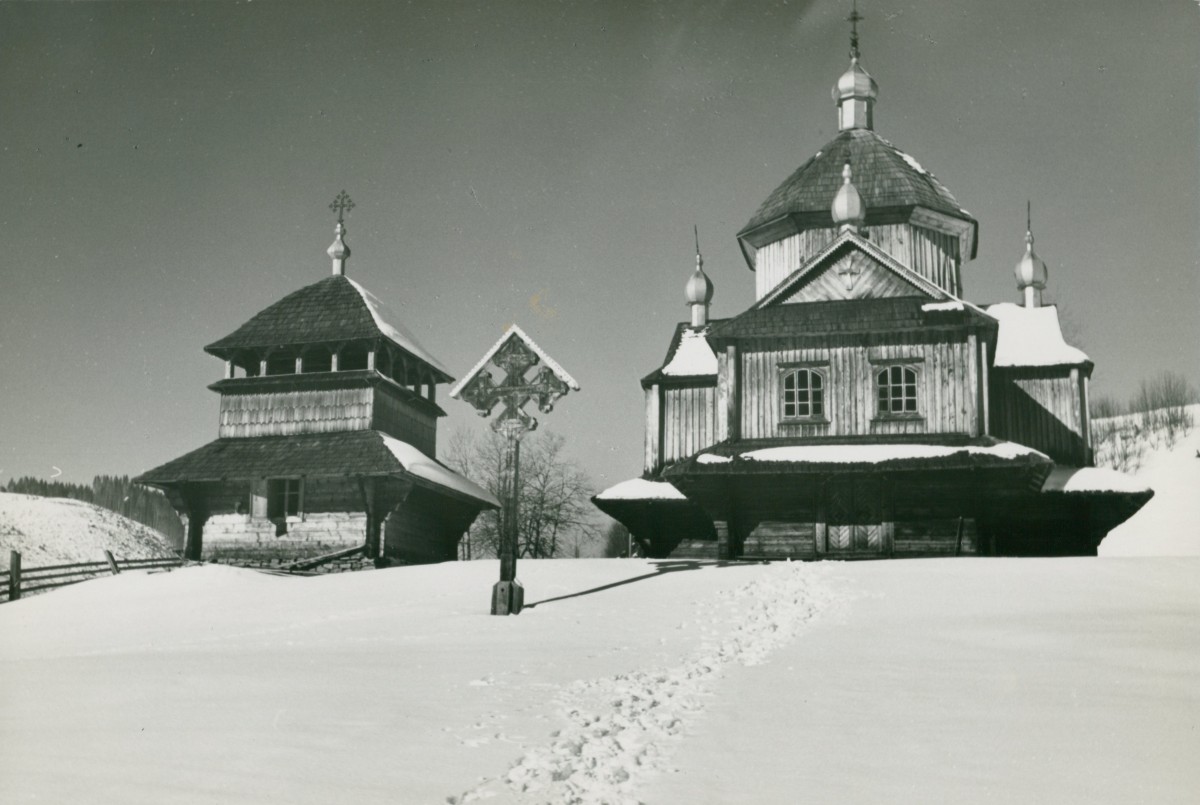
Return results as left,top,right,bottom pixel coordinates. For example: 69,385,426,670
738,332,980,439
754,223,961,300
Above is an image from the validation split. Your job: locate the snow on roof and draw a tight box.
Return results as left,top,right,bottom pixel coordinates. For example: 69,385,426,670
1041,466,1151,495
922,301,965,312
380,435,500,507
697,454,733,464
345,277,452,376
987,303,1090,368
735,441,1046,464
450,324,580,399
895,149,929,176
594,478,686,501
662,328,718,377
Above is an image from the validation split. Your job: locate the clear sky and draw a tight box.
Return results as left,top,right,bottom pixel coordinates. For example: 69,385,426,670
1,0,1196,490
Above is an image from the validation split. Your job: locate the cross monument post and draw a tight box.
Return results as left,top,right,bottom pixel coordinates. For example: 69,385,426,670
450,325,579,615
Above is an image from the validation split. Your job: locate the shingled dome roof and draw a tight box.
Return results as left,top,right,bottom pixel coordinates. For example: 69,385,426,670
739,129,974,238
205,274,451,378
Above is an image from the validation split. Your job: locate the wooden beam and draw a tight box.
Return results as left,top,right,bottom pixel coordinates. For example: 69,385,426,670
224,360,234,379
644,384,661,474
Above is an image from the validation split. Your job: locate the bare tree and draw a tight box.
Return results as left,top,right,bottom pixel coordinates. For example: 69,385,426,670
442,427,598,559
602,522,633,558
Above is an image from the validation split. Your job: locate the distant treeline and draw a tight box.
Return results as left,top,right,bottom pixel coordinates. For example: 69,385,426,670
2,475,184,545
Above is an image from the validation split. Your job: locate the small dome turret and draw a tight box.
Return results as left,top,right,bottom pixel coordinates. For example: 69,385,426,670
832,3,877,131
833,58,879,105
1014,203,1048,308
831,163,866,232
327,190,355,276
686,227,714,327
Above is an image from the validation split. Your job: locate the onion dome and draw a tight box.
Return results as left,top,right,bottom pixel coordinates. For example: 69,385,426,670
685,256,714,306
685,227,715,327
832,57,879,132
1014,229,1049,308
327,221,350,276
327,190,355,276
831,163,865,232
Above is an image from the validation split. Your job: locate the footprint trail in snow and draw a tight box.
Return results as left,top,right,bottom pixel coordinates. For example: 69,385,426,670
449,561,842,805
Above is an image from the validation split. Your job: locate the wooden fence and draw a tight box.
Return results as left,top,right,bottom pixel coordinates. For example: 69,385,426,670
1,550,185,602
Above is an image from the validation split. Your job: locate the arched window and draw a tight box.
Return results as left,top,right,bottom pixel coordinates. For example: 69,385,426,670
877,365,919,415
782,369,824,419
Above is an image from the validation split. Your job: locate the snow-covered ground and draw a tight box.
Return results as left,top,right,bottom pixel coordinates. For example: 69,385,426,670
0,492,178,568
1,557,1197,804
2,408,1197,802
1098,404,1200,556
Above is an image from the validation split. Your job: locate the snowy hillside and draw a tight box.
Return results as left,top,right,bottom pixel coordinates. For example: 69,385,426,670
1,557,1196,804
1097,403,1200,556
0,492,178,568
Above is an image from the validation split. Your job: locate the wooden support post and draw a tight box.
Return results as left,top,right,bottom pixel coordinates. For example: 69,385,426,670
954,516,965,557
104,549,120,575
9,550,20,601
980,340,990,436
367,349,376,372
295,355,304,374
224,360,234,379
330,351,339,372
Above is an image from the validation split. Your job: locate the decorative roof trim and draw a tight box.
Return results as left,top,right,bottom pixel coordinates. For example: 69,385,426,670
449,324,580,399
752,231,949,309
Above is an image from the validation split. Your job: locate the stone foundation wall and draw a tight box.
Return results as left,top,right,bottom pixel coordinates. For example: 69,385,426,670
198,511,366,564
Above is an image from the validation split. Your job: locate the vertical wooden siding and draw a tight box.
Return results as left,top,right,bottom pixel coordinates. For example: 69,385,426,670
662,384,720,464
738,333,979,439
371,388,437,456
753,224,962,301
989,369,1086,464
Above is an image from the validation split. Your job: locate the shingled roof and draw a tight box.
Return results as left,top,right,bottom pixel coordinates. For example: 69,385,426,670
135,430,497,508
205,275,451,378
707,297,996,342
739,129,974,239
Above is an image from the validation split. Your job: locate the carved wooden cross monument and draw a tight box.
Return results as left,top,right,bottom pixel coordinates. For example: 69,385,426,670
450,324,579,615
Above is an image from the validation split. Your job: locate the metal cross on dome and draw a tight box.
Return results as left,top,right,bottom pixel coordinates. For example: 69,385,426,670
451,324,579,615
329,190,355,223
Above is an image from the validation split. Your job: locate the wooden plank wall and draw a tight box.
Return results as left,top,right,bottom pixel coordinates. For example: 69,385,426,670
739,332,979,439
753,224,961,300
219,388,373,437
662,385,720,464
372,388,437,455
990,369,1086,464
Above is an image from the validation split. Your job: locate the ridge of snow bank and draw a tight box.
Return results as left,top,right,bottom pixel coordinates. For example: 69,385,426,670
452,562,839,805
0,492,177,568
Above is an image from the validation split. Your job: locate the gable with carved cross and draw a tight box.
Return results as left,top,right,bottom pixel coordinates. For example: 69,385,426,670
756,232,948,309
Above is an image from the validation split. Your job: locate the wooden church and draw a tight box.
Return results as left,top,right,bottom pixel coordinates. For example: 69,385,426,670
594,23,1152,560
136,195,498,568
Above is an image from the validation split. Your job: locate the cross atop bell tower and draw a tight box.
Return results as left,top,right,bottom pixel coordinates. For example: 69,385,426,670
327,190,354,276
848,0,863,60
